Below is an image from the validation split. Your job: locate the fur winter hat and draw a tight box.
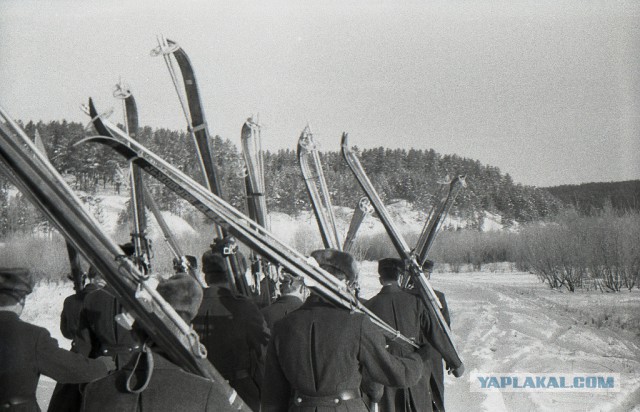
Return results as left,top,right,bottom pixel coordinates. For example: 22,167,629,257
310,249,358,284
0,268,34,301
156,274,203,322
378,258,404,281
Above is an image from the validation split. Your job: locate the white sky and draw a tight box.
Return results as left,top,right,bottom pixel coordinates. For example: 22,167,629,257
1,0,639,187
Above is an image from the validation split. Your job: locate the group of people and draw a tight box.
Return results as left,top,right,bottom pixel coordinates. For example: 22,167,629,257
0,242,463,412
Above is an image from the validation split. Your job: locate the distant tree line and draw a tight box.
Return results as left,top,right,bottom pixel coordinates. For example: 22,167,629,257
0,119,582,237
544,180,640,215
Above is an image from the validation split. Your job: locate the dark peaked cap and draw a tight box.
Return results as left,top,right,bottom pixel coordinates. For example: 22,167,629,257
378,258,404,280
310,249,358,283
0,267,34,301
156,274,203,322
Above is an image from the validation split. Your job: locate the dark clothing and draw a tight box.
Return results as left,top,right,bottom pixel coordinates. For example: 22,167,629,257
48,284,100,412
260,295,303,331
193,285,270,411
364,285,460,412
0,311,108,412
82,350,235,412
428,290,451,412
408,287,451,412
59,284,99,348
76,285,137,369
261,296,426,412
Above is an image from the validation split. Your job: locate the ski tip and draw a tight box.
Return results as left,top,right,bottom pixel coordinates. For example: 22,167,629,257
340,132,349,148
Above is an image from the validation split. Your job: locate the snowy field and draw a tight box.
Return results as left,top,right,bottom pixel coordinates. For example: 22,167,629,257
29,264,640,412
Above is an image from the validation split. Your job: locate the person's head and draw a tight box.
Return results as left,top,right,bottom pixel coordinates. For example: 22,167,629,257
156,274,204,324
310,249,359,292
0,268,34,316
377,258,404,285
279,272,307,301
201,249,227,285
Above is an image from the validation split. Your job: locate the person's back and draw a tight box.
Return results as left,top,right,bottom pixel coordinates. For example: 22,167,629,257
193,247,269,412
82,274,236,412
0,268,111,411
261,249,429,412
79,284,137,368
364,258,463,412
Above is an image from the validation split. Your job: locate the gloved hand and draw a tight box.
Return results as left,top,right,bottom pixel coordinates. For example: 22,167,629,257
96,356,116,372
448,363,465,378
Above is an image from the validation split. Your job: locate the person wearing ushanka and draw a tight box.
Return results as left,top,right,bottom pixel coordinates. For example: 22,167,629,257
363,258,464,411
82,274,236,412
0,268,114,412
261,249,432,412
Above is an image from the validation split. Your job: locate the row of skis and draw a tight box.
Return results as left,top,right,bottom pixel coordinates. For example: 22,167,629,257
0,37,466,411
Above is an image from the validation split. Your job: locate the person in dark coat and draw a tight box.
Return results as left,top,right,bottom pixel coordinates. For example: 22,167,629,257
75,251,138,370
260,249,432,412
420,260,452,412
363,258,464,412
193,248,270,412
260,272,306,331
82,274,236,412
47,274,101,412
0,268,113,412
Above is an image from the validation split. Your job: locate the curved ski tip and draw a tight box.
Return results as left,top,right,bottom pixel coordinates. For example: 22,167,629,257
341,132,350,147
73,135,116,148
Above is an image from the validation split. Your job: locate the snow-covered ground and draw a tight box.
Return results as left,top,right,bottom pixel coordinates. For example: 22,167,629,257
29,265,640,411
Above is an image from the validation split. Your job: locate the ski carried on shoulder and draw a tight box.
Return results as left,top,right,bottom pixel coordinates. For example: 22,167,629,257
343,197,373,254
114,80,152,274
0,105,249,412
341,133,463,368
78,100,420,351
151,37,248,296
241,118,278,304
297,126,342,250
414,175,466,268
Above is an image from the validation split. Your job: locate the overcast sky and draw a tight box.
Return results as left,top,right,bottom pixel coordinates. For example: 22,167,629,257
1,0,638,187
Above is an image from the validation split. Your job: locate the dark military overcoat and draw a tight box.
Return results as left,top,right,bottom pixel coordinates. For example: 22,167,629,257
193,285,270,412
260,296,427,412
81,350,236,412
76,285,137,369
0,311,108,412
365,284,456,411
260,294,303,331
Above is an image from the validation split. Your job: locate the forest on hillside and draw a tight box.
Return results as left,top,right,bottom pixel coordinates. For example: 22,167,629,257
0,119,569,236
545,181,640,215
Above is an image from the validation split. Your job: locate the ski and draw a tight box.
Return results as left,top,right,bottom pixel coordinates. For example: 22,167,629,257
78,103,420,351
241,118,277,304
414,175,466,268
297,126,341,250
341,133,463,364
151,37,248,296
0,106,249,412
343,197,373,254
114,80,151,274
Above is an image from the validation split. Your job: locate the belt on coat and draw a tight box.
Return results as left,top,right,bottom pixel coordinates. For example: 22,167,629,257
1,396,37,410
293,389,361,407
99,343,141,356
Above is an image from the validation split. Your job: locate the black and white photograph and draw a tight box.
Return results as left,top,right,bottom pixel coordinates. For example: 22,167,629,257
1,1,639,411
